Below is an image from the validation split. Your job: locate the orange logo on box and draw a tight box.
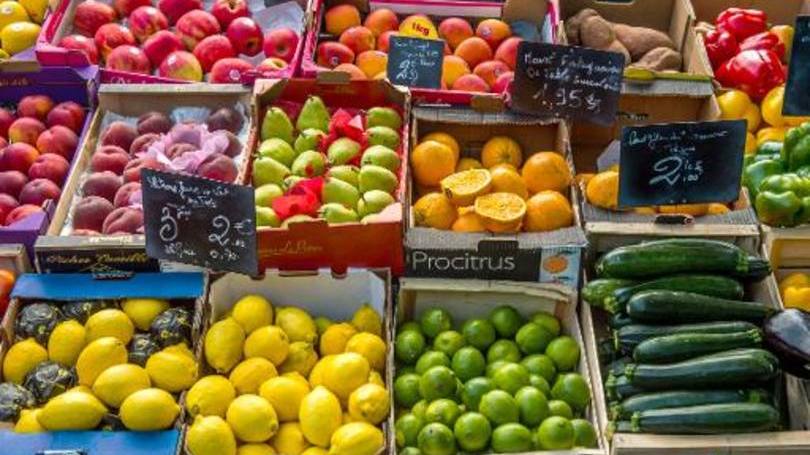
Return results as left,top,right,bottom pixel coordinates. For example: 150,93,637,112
399,15,438,39
543,255,569,274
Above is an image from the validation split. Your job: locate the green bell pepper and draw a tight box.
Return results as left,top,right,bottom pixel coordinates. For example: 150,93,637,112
758,173,810,197
743,159,785,197
757,141,783,156
796,197,810,226
755,190,803,227
797,166,810,179
782,122,810,170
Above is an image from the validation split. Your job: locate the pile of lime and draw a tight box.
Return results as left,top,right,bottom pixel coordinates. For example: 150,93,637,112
394,305,597,454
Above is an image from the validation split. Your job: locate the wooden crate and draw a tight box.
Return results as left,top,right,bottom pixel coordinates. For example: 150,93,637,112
762,225,810,271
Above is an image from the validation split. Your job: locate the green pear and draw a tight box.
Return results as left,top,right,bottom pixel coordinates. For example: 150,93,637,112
360,145,401,171
319,203,359,224
296,96,330,133
327,137,361,165
366,107,402,130
292,150,326,177
327,165,360,187
283,175,305,191
258,138,296,167
255,183,284,207
322,177,360,208
359,164,398,194
261,107,294,143
256,206,281,227
294,128,326,155
282,214,314,228
357,189,395,217
252,156,290,187
366,126,400,150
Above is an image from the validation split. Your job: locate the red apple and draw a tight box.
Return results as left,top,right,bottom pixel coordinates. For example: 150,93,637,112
492,71,514,94
157,0,202,24
209,58,253,83
74,0,118,37
226,17,262,56
210,0,249,29
113,0,151,17
128,6,169,43
57,34,99,64
262,27,298,62
193,34,235,72
94,23,136,59
256,57,287,72
176,10,220,50
106,45,152,74
142,30,184,68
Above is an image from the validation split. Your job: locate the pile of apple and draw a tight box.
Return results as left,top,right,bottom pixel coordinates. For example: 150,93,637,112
68,107,245,236
315,5,520,92
0,0,48,58
56,0,301,82
0,95,84,226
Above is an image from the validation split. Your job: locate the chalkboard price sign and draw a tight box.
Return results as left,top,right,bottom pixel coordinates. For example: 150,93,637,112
618,120,747,208
784,16,810,116
387,35,443,89
510,42,625,125
141,169,258,275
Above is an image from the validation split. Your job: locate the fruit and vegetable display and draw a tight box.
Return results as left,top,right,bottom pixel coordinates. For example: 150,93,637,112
0,297,197,432
0,95,85,226
252,95,403,227
393,305,598,453
314,5,521,93
410,133,575,233
0,0,47,58
189,294,388,455
55,0,303,82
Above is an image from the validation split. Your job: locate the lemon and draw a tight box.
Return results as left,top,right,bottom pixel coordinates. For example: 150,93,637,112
48,320,86,366
245,325,289,366
187,375,236,418
348,383,389,425
92,363,151,407
3,338,47,384
283,371,310,388
345,332,386,372
84,309,135,345
164,342,195,360
314,317,333,335
232,295,274,334
122,299,169,331
271,422,311,455
238,444,277,455
76,337,128,386
368,371,384,387
259,376,310,422
230,358,278,395
206,318,245,373
38,388,107,430
15,408,44,433
276,307,318,344
302,448,328,455
120,388,180,430
328,422,384,455
0,2,29,31
1,19,40,55
351,304,382,336
322,352,370,400
146,347,198,392
18,0,46,23
319,323,357,356
342,412,356,424
299,386,342,447
227,394,279,443
280,342,318,376
187,415,237,455
308,356,334,388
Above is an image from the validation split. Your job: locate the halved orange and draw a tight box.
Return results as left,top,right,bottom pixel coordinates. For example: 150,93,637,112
441,169,492,206
474,192,526,233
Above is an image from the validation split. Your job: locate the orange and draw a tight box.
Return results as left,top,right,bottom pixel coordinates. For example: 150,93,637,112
524,191,573,232
421,132,460,162
482,136,522,169
0,269,14,298
585,170,618,210
441,169,492,206
474,192,526,233
490,164,528,199
452,207,486,232
411,140,457,187
413,193,457,229
415,183,440,197
456,157,483,172
574,173,595,187
707,203,731,215
658,204,709,216
521,152,571,194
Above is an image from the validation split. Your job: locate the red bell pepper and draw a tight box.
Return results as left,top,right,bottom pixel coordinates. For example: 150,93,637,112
704,29,739,70
716,49,786,101
716,8,767,41
740,31,786,60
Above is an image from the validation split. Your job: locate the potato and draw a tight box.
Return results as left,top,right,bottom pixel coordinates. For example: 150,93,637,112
606,40,630,64
631,47,682,72
613,24,675,60
565,8,600,45
580,16,615,49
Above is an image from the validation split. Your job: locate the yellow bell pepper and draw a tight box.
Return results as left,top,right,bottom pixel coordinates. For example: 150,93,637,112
745,132,757,155
783,286,810,311
744,104,761,132
718,90,753,119
757,127,789,146
761,86,810,127
771,25,795,61
779,272,810,293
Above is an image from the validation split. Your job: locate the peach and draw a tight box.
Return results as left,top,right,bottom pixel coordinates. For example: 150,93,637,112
74,0,118,37
256,57,287,73
176,10,220,49
101,121,138,151
226,17,262,56
442,55,470,87
114,0,150,17
17,95,54,121
91,145,130,174
492,71,513,94
28,154,70,184
210,0,248,29
5,204,43,226
0,143,38,174
94,23,136,59
123,156,164,182
263,27,299,62
0,194,19,224
333,63,366,80
454,36,492,69
113,182,141,208
197,153,237,182
377,30,396,52
316,41,354,68
165,142,196,159
339,26,374,55
47,102,85,133
8,118,46,146
102,206,143,234
142,30,184,68
193,34,235,72
325,4,360,36
444,42,452,55
209,57,253,83
157,0,202,24
73,196,114,231
364,8,398,37
213,130,241,156
137,112,173,135
0,108,14,138
35,126,78,159
57,35,99,64
159,50,204,82
473,59,510,87
83,171,122,202
475,18,511,50
356,50,387,78
206,107,241,133
128,6,168,42
129,133,160,155
19,178,60,206
106,45,152,74
0,171,27,198
439,17,473,50
494,36,521,69
452,73,489,92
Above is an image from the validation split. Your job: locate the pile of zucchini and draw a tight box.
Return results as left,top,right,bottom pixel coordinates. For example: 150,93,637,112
584,239,785,435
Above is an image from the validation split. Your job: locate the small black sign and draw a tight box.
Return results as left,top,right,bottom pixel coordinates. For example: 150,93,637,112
618,120,747,207
510,42,625,125
784,16,810,116
406,247,543,281
387,35,443,89
141,169,258,275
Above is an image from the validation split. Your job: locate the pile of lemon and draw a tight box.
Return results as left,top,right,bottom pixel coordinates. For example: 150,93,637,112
0,0,48,57
188,295,389,455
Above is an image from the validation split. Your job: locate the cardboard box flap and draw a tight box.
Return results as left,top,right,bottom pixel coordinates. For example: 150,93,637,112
622,79,714,97
0,429,180,455
407,225,587,250
412,106,560,126
502,0,548,25
0,66,98,104
581,199,759,225
11,272,205,300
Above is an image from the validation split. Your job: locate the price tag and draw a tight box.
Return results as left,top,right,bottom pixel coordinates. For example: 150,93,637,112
618,120,746,208
510,42,625,125
783,16,810,116
387,35,443,89
141,169,258,275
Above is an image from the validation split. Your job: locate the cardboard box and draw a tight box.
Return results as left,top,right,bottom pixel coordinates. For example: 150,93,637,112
249,78,407,274
0,271,207,455
397,277,608,455
405,106,586,287
36,84,254,273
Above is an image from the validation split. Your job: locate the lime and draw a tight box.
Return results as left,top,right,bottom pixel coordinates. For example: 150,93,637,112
395,373,423,408
420,309,453,339
400,447,422,455
419,366,457,401
400,321,422,333
397,366,416,378
491,423,533,452
551,373,591,412
424,399,462,427
396,413,425,448
461,318,496,350
489,305,524,338
515,386,550,427
515,322,554,355
531,312,561,337
521,354,557,382
396,330,426,365
478,390,518,425
486,360,508,378
415,351,451,375
433,330,466,357
461,377,494,411
451,347,486,382
453,412,491,452
417,422,457,455
571,418,597,448
492,363,530,395
486,339,521,364
530,374,551,396
412,399,428,419
548,400,574,419
536,416,575,450
545,336,580,372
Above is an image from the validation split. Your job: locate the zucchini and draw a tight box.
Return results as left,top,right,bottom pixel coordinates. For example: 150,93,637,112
606,357,633,377
627,290,774,324
595,239,771,281
615,321,759,353
608,312,633,330
605,374,645,401
624,349,778,390
610,389,771,420
628,403,780,434
633,329,762,364
583,278,637,309
606,274,744,314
